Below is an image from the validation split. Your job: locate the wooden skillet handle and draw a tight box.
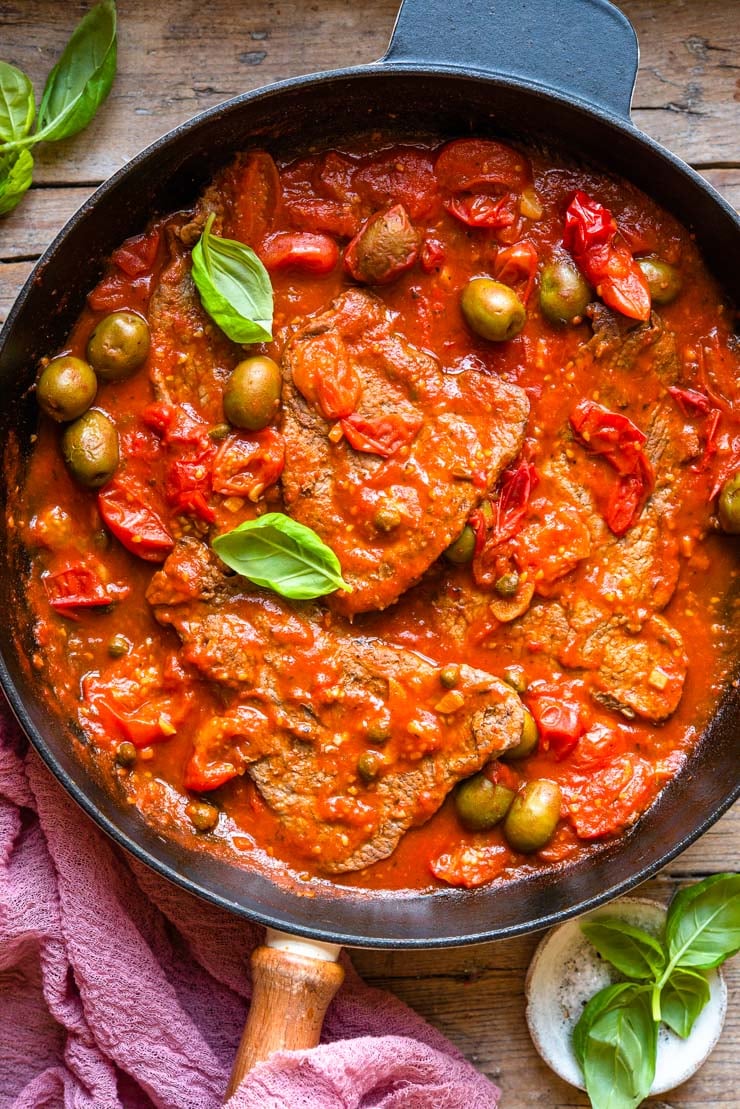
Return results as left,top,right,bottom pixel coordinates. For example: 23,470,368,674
225,930,344,1100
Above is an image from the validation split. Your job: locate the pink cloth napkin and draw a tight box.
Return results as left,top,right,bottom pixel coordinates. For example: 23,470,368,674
0,700,500,1109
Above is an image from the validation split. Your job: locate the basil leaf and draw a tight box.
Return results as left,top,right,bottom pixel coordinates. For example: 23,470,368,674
36,0,117,143
582,919,666,981
666,873,740,970
573,982,637,1068
0,149,34,216
191,213,273,344
575,983,657,1109
212,512,350,600
0,62,35,143
660,968,710,1039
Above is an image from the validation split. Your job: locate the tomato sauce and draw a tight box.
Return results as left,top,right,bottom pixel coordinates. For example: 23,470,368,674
10,136,740,895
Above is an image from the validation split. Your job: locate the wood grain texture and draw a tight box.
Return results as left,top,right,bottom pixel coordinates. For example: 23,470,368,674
226,946,344,1098
0,3,738,1106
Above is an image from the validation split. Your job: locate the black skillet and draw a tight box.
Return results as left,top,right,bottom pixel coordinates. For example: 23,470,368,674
1,0,738,1080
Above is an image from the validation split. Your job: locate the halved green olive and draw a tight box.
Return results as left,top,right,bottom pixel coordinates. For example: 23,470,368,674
445,524,476,564
223,355,282,431
62,409,119,487
37,356,97,422
539,260,591,324
87,311,151,381
718,470,740,534
461,278,526,341
501,706,539,761
503,779,561,852
454,773,516,832
637,256,682,305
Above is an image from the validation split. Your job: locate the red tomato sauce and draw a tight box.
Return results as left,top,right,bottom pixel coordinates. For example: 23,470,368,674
9,136,740,895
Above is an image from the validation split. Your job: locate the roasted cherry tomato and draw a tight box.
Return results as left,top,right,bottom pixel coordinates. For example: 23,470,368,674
212,429,285,500
98,480,174,562
259,232,339,275
341,411,423,458
563,191,651,321
527,697,587,760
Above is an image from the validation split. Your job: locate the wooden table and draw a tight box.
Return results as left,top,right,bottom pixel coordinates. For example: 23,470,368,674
1,2,738,1105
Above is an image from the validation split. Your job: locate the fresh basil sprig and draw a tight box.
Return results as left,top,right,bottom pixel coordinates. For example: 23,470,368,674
212,513,351,600
191,213,273,344
0,2,116,217
574,873,740,1109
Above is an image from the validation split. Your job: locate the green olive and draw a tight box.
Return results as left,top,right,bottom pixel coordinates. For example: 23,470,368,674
455,773,516,832
36,356,97,422
539,260,591,324
115,740,137,767
495,571,519,598
503,779,561,852
502,706,539,761
185,799,219,833
223,355,282,431
358,751,383,783
638,256,682,305
461,278,526,341
87,311,151,381
62,409,119,488
718,470,740,534
445,524,476,564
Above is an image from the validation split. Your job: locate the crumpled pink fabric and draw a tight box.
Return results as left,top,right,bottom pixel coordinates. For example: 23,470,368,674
0,700,500,1109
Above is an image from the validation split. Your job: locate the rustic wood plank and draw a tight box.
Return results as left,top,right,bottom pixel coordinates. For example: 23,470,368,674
624,0,740,165
0,0,735,189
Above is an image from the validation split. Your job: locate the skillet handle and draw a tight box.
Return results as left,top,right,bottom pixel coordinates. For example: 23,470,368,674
383,0,639,121
225,931,344,1101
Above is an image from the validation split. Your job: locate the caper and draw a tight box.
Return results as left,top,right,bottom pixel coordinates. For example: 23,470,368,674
108,633,131,658
374,504,402,533
439,663,461,689
503,779,561,852
208,423,232,441
223,355,282,431
62,410,119,488
358,751,383,783
185,799,219,833
445,524,476,564
502,665,527,694
495,571,519,598
461,278,526,342
501,706,539,761
115,740,137,767
455,773,516,832
539,260,591,324
718,470,740,534
36,355,98,423
86,311,151,381
366,719,392,744
638,256,682,305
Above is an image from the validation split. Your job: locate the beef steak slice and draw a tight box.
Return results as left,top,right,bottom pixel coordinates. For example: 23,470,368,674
280,289,529,615
146,539,523,872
